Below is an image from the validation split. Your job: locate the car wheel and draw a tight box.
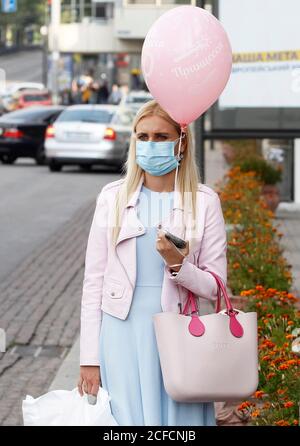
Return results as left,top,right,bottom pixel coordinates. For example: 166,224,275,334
1,154,17,164
35,145,46,165
49,159,62,172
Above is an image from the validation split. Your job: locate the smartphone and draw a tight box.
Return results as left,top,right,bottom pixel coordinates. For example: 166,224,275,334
163,230,187,249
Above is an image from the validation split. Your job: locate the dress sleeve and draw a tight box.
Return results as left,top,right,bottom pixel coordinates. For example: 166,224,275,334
165,192,227,301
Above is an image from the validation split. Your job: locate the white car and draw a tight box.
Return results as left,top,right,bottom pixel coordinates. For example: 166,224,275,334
45,105,135,172
120,90,153,114
4,82,45,93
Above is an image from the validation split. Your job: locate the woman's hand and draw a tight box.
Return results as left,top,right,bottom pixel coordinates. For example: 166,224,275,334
156,229,189,271
78,366,101,397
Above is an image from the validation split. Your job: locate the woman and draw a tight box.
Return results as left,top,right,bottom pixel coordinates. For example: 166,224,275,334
77,99,227,426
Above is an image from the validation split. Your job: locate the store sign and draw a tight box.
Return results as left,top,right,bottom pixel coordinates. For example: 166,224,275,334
116,53,129,68
219,0,300,108
47,54,74,92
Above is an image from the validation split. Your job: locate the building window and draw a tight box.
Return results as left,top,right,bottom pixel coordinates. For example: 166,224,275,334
95,5,107,18
61,0,113,23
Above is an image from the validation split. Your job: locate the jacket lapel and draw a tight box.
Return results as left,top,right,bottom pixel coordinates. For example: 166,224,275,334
115,174,191,288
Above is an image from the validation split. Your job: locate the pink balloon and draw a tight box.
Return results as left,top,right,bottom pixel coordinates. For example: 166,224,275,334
141,6,232,126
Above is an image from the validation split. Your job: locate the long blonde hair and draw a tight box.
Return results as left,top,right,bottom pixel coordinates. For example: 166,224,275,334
111,99,201,247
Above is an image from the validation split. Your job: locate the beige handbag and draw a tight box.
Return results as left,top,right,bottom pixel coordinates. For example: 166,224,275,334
153,270,258,403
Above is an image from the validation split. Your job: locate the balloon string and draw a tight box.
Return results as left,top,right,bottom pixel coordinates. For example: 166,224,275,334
174,128,184,203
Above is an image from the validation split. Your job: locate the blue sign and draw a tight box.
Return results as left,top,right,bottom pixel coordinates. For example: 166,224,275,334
2,0,17,13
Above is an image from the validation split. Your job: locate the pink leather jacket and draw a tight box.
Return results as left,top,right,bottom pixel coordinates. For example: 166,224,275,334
80,174,227,365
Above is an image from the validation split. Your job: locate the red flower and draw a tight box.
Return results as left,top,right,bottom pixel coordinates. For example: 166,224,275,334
275,420,290,426
254,390,264,399
283,402,294,408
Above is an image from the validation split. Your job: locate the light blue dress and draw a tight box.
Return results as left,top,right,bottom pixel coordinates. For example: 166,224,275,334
99,184,216,426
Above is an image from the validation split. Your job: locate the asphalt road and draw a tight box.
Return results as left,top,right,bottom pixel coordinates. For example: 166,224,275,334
0,49,44,84
0,159,120,281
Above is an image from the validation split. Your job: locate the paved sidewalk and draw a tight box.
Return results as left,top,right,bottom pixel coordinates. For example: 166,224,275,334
49,337,80,392
0,199,96,426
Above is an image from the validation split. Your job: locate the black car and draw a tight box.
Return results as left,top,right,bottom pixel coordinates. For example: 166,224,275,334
0,106,65,165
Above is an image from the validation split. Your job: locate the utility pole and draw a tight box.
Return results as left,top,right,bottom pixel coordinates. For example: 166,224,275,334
51,0,61,105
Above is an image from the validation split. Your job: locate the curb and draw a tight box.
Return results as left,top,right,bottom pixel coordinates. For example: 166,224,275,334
48,337,80,392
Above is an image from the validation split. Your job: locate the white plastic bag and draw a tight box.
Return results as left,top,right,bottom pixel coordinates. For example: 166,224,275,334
22,387,119,426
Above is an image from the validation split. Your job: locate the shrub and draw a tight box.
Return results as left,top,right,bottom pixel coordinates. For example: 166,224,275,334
217,166,299,426
217,166,292,295
240,287,300,426
235,156,282,185
222,139,262,165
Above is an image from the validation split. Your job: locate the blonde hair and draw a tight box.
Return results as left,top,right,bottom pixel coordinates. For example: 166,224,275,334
111,99,201,247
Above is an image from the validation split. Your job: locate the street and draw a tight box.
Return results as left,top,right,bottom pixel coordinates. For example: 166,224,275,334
0,160,118,281
0,160,120,425
0,49,44,84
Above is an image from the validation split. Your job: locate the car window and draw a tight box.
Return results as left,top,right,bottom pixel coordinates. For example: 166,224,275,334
23,94,50,102
43,111,64,124
57,109,114,124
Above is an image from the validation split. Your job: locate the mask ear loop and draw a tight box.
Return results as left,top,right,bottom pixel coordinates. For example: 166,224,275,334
174,125,186,197
173,125,187,242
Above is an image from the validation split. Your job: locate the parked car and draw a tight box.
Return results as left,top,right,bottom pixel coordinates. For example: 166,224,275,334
0,106,65,165
120,90,153,114
9,89,52,111
5,82,45,94
45,105,135,172
1,82,45,113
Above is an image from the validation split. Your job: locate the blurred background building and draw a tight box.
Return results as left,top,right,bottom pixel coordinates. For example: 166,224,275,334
47,0,199,92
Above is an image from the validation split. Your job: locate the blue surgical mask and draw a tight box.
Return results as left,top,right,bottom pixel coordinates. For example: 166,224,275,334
135,137,182,176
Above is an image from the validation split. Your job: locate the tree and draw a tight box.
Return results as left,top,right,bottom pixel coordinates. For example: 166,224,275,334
0,0,46,47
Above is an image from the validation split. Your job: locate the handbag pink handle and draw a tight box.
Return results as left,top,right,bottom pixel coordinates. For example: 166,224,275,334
182,290,206,337
182,271,244,338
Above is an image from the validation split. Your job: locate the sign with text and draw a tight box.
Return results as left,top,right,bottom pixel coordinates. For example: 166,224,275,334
219,0,300,108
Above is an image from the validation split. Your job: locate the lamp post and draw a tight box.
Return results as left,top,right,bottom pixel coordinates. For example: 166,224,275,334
40,25,48,88
50,0,61,105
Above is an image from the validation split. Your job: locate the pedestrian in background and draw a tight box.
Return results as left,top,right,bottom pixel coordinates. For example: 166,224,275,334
97,80,109,104
108,84,122,105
